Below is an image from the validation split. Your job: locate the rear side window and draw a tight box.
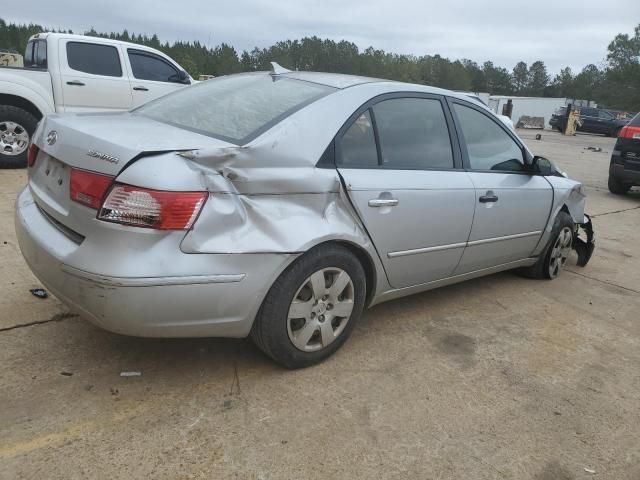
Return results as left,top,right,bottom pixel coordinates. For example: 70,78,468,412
24,40,47,68
128,49,179,82
136,74,335,144
340,111,379,167
454,103,524,172
598,110,614,120
66,42,122,77
373,98,453,169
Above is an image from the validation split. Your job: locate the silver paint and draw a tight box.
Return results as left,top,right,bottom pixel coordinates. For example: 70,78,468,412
16,71,593,339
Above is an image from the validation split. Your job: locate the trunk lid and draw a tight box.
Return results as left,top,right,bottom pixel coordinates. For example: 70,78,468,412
29,112,233,235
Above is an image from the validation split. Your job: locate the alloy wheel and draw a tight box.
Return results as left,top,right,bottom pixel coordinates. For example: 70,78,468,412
0,121,30,156
287,267,355,352
549,226,573,278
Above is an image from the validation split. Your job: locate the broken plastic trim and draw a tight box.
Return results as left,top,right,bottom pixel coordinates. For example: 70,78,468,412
573,214,595,267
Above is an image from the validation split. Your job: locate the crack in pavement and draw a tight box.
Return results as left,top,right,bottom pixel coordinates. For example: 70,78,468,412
566,269,640,295
0,312,78,332
591,205,640,218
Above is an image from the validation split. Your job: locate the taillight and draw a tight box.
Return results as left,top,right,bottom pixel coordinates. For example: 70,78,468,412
70,169,114,209
619,125,640,139
27,143,39,167
97,184,207,230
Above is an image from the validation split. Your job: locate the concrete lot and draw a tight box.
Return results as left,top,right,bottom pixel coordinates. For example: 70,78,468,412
1,131,639,479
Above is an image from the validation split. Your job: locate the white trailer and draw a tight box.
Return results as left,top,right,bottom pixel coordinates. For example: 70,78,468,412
488,96,567,130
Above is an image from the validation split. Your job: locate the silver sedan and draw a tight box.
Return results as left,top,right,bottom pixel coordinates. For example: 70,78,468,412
16,64,595,368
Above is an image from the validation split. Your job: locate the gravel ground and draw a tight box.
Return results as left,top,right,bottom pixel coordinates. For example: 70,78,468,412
1,130,639,480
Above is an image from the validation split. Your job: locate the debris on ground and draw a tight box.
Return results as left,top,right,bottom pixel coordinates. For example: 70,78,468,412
535,134,542,140
110,388,119,396
585,146,603,152
60,371,73,376
120,371,142,377
29,288,48,299
84,384,94,391
516,116,544,129
584,467,596,474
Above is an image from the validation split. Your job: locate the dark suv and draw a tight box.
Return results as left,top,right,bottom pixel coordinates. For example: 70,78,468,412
549,107,628,137
609,113,640,194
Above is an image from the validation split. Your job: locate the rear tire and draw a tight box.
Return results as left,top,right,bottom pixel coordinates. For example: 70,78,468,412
608,172,631,195
251,244,366,369
0,105,38,169
519,211,574,280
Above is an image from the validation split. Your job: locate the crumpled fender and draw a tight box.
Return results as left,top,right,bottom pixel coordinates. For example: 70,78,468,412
532,178,586,257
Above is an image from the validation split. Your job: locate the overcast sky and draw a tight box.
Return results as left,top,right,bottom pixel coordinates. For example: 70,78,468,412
8,0,640,73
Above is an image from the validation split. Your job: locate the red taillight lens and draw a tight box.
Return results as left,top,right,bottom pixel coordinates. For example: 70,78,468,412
98,184,207,230
70,169,114,209
27,143,39,167
619,125,640,139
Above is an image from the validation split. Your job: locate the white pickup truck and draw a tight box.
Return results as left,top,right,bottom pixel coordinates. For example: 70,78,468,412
0,32,193,167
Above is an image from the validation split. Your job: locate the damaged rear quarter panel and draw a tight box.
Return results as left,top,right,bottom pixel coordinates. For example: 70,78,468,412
180,167,375,255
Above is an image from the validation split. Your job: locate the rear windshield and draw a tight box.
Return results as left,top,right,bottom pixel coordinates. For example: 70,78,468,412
135,73,336,144
629,113,640,126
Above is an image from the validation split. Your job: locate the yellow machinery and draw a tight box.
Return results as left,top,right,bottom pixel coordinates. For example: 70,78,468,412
564,107,581,136
0,51,24,68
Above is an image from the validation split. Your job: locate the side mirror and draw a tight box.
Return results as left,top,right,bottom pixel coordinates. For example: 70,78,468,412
170,70,190,84
532,156,555,176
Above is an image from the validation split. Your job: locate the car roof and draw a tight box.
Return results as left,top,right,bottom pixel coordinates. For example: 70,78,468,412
276,71,472,101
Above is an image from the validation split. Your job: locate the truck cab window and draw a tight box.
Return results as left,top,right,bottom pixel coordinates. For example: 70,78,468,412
24,40,46,68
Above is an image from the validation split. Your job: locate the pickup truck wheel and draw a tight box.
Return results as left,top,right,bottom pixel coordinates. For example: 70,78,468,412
0,106,38,169
250,244,366,369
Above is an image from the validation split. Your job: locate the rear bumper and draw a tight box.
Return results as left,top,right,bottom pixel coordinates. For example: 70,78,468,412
15,187,296,338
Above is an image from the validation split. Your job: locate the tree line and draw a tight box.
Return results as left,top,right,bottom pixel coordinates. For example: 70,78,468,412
1,18,638,110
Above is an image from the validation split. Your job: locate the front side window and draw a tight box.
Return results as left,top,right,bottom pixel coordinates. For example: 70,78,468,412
128,49,180,83
136,74,335,144
454,103,524,172
373,98,453,169
66,42,122,77
339,110,378,167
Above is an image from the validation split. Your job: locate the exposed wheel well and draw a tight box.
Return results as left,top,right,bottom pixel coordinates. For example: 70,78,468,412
334,240,377,308
0,94,43,120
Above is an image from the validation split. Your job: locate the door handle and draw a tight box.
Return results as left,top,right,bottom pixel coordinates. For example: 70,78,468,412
66,80,85,86
368,198,399,207
479,193,499,203
133,86,149,91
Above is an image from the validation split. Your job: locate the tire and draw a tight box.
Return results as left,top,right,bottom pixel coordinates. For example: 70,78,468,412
519,211,574,280
0,105,39,169
608,171,631,195
251,244,366,369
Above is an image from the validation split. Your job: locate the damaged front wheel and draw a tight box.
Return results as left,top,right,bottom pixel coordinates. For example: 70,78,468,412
520,211,575,280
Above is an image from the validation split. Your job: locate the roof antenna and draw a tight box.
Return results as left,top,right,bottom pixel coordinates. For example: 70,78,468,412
270,62,292,76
